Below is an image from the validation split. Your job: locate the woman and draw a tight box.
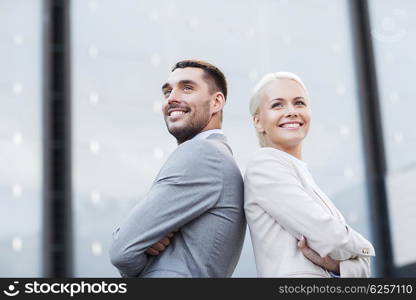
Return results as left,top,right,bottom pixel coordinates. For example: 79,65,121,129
244,72,375,277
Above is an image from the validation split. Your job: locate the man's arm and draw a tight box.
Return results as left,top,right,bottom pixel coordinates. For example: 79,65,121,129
145,232,174,256
109,140,223,277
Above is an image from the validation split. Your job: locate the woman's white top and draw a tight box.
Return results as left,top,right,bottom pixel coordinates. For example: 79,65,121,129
244,147,375,277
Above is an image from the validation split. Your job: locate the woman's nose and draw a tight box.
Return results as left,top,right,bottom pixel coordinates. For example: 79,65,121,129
284,106,299,117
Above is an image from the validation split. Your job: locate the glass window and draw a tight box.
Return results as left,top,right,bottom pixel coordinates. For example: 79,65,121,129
0,0,43,277
72,0,374,277
369,0,416,268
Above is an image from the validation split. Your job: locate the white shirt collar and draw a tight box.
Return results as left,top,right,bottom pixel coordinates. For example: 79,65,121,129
192,129,225,140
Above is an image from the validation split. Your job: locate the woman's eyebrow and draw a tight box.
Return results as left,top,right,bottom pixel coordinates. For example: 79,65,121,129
269,98,285,103
293,96,305,101
268,96,306,104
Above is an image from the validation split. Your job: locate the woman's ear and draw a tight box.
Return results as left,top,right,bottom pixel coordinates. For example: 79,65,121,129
253,114,265,134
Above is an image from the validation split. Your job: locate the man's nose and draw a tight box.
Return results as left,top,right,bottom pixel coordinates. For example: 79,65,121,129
166,89,181,104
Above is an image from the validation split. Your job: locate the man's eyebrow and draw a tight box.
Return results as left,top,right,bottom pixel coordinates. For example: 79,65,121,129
178,79,197,86
161,79,198,91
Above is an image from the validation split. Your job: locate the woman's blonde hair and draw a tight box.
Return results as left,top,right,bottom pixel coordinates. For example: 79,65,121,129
249,72,309,147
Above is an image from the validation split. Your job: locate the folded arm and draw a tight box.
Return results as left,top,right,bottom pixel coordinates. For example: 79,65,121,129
246,151,374,259
109,141,223,277
299,237,372,277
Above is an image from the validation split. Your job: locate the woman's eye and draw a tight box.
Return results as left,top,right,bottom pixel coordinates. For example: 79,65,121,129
295,101,306,106
271,103,283,108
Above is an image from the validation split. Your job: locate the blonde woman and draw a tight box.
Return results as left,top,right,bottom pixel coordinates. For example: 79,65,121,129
244,72,375,277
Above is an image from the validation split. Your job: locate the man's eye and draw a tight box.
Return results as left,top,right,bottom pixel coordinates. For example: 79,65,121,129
164,90,171,96
183,86,193,91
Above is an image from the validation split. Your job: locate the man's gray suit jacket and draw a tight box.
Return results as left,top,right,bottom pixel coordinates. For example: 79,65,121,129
109,133,246,277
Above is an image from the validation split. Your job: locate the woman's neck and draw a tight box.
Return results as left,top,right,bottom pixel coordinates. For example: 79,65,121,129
268,143,302,160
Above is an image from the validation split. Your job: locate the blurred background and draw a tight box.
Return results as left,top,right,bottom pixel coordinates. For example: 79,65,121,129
0,0,415,277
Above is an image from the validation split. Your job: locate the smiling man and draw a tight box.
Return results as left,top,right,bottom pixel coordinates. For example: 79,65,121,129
109,59,246,277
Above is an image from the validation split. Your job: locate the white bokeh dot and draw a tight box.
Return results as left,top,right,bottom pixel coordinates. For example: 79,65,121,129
89,92,100,105
384,53,395,64
335,83,346,96
189,16,199,30
88,0,98,10
343,167,354,180
282,34,292,45
13,34,24,46
12,237,23,252
90,191,101,205
12,132,23,145
331,42,341,53
246,28,256,39
154,147,164,160
249,71,259,83
149,11,160,22
153,100,162,114
89,140,101,153
91,241,102,256
393,132,403,143
339,125,350,137
12,184,23,198
167,4,176,17
13,82,23,95
151,54,161,67
389,91,399,104
88,45,99,58
381,17,395,31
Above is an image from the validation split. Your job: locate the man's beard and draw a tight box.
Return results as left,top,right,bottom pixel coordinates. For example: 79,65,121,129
164,104,211,144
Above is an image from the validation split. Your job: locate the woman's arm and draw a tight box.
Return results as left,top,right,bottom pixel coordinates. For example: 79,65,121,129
245,150,375,259
298,237,372,277
339,257,371,277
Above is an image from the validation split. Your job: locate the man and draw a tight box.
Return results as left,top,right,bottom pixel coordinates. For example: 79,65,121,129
109,59,246,277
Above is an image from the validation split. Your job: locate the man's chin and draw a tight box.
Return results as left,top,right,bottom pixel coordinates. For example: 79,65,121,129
167,124,203,144
167,123,186,135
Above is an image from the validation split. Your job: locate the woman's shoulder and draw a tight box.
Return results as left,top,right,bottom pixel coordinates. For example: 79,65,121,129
249,147,294,164
245,147,296,175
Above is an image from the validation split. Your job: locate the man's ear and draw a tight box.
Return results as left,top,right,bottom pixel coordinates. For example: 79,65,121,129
212,92,225,113
253,114,265,134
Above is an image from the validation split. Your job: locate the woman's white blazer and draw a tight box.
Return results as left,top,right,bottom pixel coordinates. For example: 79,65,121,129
244,147,375,277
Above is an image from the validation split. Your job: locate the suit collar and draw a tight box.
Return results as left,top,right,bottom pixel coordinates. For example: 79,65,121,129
193,129,224,140
206,133,233,155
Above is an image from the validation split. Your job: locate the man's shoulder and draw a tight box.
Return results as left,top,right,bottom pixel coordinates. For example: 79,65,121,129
161,138,224,175
175,137,224,158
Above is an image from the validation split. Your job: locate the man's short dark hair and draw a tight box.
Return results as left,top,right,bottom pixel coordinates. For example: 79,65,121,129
172,59,228,100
